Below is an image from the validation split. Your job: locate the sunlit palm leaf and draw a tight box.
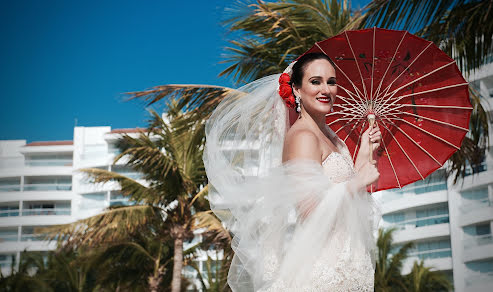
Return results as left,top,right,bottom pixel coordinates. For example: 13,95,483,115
79,167,163,205
192,211,232,244
41,205,163,249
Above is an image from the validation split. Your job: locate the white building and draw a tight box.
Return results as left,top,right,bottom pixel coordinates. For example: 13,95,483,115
0,125,214,290
376,61,493,292
0,126,145,275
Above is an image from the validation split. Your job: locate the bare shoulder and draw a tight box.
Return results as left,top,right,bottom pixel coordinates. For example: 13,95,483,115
283,126,322,162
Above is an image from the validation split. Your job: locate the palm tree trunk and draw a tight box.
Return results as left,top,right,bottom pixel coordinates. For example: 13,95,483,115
171,233,184,292
149,245,165,292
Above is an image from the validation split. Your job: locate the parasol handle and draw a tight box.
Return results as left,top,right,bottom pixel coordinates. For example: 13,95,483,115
368,114,376,163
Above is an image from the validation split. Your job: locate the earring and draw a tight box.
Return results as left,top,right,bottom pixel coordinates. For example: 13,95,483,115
295,95,301,113
330,107,334,113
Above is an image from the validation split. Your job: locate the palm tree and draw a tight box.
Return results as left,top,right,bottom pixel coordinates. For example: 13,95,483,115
353,0,492,182
374,228,414,291
0,252,51,292
375,228,453,292
187,211,233,291
46,102,212,292
0,250,100,292
405,260,453,292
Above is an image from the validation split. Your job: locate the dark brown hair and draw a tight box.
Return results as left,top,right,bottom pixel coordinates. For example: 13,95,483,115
290,53,335,87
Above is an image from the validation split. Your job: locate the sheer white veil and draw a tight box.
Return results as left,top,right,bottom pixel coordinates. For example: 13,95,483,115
204,72,379,291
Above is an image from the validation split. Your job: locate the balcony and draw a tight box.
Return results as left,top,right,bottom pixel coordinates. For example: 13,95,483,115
25,159,72,167
0,254,14,269
0,177,21,192
388,180,447,197
0,229,18,242
0,184,21,192
0,205,19,217
23,183,72,191
408,247,452,260
21,208,71,216
385,214,450,231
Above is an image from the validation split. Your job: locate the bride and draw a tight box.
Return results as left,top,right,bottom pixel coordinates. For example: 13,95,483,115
204,52,382,291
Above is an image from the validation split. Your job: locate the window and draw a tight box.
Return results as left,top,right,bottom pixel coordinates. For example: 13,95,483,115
21,226,46,241
0,228,18,242
0,203,19,217
466,259,493,273
0,177,20,192
416,204,449,227
464,223,491,236
409,239,452,259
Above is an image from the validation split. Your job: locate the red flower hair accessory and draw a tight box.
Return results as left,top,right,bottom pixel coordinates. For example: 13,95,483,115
278,73,295,109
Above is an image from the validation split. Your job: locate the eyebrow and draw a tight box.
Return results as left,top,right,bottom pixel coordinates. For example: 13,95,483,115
309,76,336,80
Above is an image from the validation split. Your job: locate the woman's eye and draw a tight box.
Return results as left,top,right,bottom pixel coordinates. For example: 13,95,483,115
328,80,337,85
311,80,320,85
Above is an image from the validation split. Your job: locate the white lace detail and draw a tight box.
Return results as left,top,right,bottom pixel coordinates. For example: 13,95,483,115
260,235,374,291
258,144,374,292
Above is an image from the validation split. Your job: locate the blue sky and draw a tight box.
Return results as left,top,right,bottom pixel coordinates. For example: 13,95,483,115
0,0,369,142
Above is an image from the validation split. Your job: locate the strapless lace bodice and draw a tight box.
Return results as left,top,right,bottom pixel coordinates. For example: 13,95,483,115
321,142,355,183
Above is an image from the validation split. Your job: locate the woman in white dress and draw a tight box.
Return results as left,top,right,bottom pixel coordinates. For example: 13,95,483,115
204,52,382,291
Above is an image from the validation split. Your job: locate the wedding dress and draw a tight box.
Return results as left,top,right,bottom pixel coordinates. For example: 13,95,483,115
258,139,376,292
204,74,380,292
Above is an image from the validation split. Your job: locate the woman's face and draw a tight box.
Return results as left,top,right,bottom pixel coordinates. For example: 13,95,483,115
293,59,337,115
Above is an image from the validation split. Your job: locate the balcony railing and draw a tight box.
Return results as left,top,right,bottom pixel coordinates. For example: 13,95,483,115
21,208,71,216
386,214,449,230
20,234,45,241
389,180,447,196
0,209,19,217
0,259,13,268
0,234,18,242
0,184,21,192
465,271,493,287
23,183,72,191
460,198,492,214
25,159,73,167
464,234,493,251
408,247,452,260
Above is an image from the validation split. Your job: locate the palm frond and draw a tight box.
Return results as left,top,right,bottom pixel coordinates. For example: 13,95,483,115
192,211,232,244
40,205,163,249
79,167,162,205
406,260,453,291
355,0,493,74
221,0,352,82
125,84,236,117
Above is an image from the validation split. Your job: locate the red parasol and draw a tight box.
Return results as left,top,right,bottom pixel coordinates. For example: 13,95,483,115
302,28,472,192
